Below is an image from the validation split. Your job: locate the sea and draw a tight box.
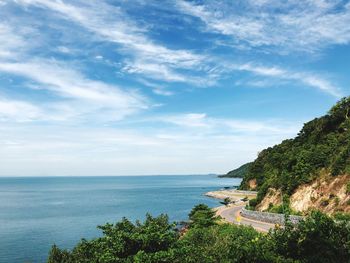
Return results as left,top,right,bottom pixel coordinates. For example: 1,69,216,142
0,175,241,263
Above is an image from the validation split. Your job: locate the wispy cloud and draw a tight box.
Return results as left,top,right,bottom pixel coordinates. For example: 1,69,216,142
137,79,174,96
177,0,350,53
0,60,149,121
162,113,210,128
152,113,301,136
232,63,341,97
9,0,344,97
16,0,207,84
0,117,303,175
0,97,42,121
0,23,29,59
0,3,152,122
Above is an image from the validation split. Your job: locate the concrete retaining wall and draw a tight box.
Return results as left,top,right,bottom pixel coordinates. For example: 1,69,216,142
241,207,303,225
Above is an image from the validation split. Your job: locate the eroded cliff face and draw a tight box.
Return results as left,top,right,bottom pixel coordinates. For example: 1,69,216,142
256,188,282,211
248,179,257,190
290,174,349,214
256,174,350,214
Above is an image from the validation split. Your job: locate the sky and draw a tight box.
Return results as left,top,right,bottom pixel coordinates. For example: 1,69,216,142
0,0,349,176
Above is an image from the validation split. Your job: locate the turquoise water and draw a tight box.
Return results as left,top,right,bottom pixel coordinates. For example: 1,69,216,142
0,175,241,263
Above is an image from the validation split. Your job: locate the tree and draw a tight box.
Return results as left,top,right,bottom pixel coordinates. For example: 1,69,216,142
220,197,231,206
188,204,219,228
47,206,350,263
272,211,350,263
47,245,70,263
47,214,178,263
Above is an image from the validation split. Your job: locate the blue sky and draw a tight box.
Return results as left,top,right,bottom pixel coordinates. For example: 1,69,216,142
0,0,349,176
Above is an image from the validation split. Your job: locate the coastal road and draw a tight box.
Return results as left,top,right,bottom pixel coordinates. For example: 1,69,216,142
217,205,275,232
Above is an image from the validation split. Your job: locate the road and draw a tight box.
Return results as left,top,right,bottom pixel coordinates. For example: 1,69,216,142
217,205,275,232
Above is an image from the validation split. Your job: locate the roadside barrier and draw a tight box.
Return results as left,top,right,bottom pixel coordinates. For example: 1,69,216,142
241,207,303,225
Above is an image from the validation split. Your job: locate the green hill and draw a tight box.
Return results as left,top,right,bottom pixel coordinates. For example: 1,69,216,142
219,162,252,178
240,97,350,214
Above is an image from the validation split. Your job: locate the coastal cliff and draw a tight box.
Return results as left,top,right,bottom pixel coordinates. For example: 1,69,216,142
238,97,350,215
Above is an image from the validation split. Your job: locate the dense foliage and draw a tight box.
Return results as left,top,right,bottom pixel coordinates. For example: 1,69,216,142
188,204,220,228
240,97,350,204
48,205,350,263
219,162,252,178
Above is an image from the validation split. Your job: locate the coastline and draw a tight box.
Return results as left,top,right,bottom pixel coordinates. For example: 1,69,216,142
205,189,257,202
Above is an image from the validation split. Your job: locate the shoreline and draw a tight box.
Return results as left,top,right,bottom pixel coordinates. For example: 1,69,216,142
205,189,257,202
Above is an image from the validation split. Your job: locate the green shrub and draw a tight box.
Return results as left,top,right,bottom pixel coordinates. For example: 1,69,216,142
188,204,219,228
249,198,258,208
334,212,350,221
48,205,350,263
272,211,350,263
346,182,350,194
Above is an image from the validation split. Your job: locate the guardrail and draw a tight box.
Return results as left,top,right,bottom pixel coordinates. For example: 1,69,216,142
241,207,303,225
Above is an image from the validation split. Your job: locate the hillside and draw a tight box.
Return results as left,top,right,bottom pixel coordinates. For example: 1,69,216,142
240,97,350,215
219,162,252,178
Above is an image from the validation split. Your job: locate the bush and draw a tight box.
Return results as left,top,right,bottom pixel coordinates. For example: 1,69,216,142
272,211,350,263
48,206,350,263
220,197,231,206
47,214,178,263
249,198,258,208
334,212,350,221
188,204,219,228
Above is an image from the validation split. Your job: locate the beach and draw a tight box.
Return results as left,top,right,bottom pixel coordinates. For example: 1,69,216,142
205,189,257,202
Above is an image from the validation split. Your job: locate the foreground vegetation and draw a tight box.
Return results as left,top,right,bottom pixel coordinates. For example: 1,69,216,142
48,204,350,263
240,97,350,211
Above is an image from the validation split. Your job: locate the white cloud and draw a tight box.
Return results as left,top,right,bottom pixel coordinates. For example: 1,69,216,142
152,88,174,96
236,64,287,77
231,63,341,97
153,113,301,136
56,46,72,54
122,61,188,83
15,0,206,84
9,0,342,97
136,78,175,96
0,60,149,121
177,0,350,53
0,8,150,122
0,98,42,121
164,113,210,128
122,59,214,86
0,117,303,175
0,23,28,59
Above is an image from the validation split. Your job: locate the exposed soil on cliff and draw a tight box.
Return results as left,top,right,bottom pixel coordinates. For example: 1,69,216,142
290,173,350,214
256,188,282,211
257,173,350,214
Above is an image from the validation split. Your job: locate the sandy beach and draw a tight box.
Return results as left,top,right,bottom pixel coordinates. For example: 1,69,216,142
205,189,257,202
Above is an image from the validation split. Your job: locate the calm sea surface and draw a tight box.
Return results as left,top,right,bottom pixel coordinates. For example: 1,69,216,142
0,175,241,263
